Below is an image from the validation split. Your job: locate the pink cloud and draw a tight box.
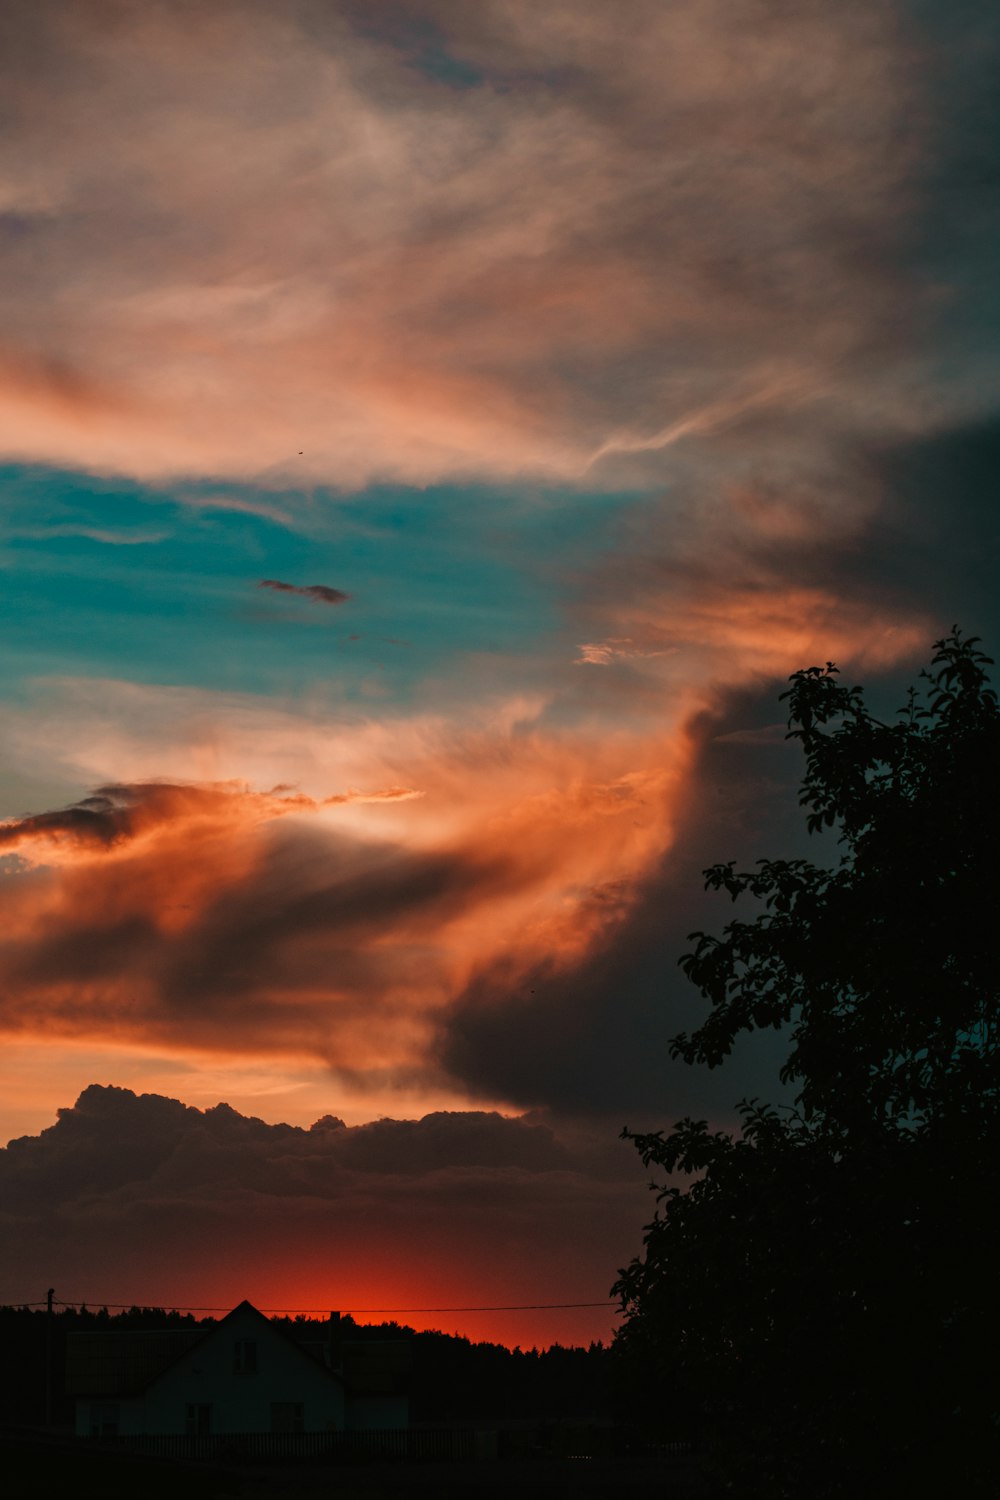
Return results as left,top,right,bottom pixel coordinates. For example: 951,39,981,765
0,0,939,493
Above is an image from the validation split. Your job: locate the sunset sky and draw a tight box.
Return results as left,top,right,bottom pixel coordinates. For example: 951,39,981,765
1,0,999,1348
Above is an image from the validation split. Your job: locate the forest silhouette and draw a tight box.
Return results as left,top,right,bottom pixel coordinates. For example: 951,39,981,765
615,631,1000,1496
0,1302,613,1432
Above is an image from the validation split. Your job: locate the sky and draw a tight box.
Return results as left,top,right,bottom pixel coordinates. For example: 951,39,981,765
1,0,999,1349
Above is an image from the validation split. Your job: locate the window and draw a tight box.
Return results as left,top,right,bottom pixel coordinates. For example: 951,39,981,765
89,1401,119,1437
233,1338,258,1374
185,1403,212,1436
270,1401,305,1434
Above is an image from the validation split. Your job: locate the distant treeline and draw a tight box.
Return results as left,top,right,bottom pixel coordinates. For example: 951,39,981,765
0,1304,616,1429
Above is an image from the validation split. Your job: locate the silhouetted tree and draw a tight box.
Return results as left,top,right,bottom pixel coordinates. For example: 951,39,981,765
614,631,1000,1497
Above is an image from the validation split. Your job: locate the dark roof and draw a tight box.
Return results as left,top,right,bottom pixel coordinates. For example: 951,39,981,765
66,1300,343,1397
66,1330,205,1396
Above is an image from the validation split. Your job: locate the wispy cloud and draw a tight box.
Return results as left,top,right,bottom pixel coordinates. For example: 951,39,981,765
575,639,667,666
4,524,168,545
258,579,351,606
175,492,298,528
585,366,824,469
0,0,953,494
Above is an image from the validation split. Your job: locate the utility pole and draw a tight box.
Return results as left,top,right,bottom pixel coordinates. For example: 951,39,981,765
45,1288,54,1429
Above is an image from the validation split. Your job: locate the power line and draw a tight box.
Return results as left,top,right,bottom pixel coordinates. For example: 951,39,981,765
326,1302,615,1314
58,1296,617,1308
6,1296,616,1315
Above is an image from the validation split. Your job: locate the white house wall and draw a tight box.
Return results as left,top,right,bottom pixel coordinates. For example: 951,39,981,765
138,1307,345,1434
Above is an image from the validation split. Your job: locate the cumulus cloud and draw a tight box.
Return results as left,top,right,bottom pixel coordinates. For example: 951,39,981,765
0,1085,645,1345
258,579,351,606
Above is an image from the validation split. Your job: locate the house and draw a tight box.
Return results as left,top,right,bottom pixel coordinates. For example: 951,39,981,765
329,1320,410,1431
66,1300,410,1438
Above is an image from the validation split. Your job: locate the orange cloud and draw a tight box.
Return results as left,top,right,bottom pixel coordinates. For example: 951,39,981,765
0,780,421,863
0,476,933,1096
0,700,701,1088
625,584,930,679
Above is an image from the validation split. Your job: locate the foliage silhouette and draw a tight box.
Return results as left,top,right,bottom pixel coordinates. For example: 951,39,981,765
614,630,1000,1497
0,1303,612,1430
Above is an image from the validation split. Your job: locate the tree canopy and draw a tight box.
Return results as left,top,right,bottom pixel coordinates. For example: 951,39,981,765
614,631,1000,1497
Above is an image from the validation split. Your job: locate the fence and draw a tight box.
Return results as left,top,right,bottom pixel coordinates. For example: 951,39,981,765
90,1427,477,1462
87,1425,693,1464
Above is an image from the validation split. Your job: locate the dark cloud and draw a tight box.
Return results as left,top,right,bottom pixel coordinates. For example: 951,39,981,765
437,451,1000,1122
3,1084,578,1188
713,724,788,746
143,833,522,1027
435,684,834,1124
864,415,1000,652
259,580,351,605
0,791,134,851
0,778,530,1068
0,1086,646,1345
0,782,233,853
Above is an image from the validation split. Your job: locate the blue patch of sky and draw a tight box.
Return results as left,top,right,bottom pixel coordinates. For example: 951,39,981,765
409,39,484,91
341,11,485,92
0,465,638,709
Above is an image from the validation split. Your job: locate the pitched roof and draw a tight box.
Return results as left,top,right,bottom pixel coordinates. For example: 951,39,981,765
65,1329,205,1396
65,1300,342,1397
